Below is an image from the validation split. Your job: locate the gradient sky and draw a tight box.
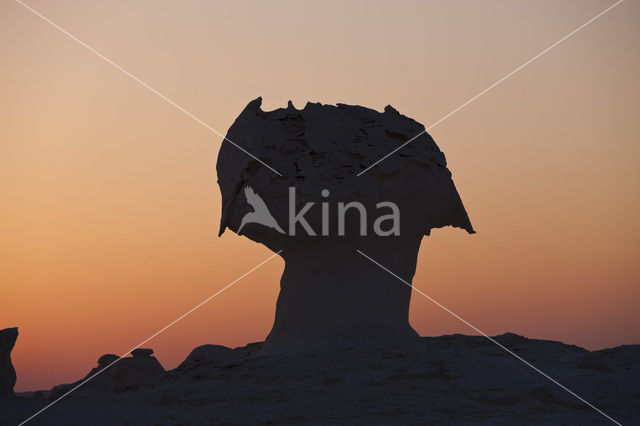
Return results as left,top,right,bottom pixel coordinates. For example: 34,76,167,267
2,0,639,392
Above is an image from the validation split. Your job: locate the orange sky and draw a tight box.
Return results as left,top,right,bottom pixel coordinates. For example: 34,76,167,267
2,0,639,392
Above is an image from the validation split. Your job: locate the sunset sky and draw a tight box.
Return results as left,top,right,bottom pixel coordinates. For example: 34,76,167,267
2,0,639,392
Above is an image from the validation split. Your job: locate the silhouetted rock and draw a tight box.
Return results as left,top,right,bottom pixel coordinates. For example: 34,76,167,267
217,98,473,353
174,344,233,372
50,349,166,398
7,334,637,425
131,348,153,358
109,355,164,391
0,327,18,397
97,354,119,366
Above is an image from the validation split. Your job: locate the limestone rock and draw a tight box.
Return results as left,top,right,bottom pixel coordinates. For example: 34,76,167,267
0,328,18,397
52,349,166,397
109,355,164,390
5,336,638,424
131,348,153,358
175,344,233,371
0,328,18,398
97,354,119,366
217,98,474,353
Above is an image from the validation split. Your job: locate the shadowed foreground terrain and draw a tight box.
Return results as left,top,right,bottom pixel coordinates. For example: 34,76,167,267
3,334,639,425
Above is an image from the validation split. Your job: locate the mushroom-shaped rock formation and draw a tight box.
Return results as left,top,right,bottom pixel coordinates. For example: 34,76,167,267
217,98,474,353
0,327,18,397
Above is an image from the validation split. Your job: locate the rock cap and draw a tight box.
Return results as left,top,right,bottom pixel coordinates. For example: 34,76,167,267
131,348,154,358
97,354,119,365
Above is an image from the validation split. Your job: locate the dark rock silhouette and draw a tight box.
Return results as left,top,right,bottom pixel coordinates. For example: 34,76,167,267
6,335,639,425
108,352,164,391
217,98,474,353
97,354,118,366
0,327,18,397
131,348,154,358
50,349,165,398
173,344,234,372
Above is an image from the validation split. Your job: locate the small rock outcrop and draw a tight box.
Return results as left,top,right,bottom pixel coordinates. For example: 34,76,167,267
109,351,164,391
131,348,154,358
52,348,166,396
0,327,18,397
97,354,119,366
174,344,234,372
217,98,474,353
